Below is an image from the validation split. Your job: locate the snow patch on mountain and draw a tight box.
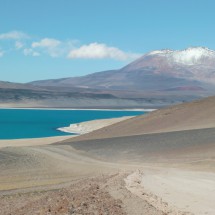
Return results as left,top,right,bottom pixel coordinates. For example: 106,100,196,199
148,47,215,65
172,47,215,65
148,49,173,55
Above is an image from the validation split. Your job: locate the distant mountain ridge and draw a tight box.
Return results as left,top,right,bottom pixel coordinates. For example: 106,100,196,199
30,47,215,92
0,81,40,90
1,47,215,108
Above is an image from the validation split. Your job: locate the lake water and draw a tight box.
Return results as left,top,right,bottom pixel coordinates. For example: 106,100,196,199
0,109,145,139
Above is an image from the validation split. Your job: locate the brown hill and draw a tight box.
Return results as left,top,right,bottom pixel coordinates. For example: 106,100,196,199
66,95,215,142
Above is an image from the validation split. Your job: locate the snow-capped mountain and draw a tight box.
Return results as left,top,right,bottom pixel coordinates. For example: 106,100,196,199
123,47,215,85
31,47,215,92
148,47,215,66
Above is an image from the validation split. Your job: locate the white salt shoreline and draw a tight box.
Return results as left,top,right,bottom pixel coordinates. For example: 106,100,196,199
57,116,134,135
0,107,156,112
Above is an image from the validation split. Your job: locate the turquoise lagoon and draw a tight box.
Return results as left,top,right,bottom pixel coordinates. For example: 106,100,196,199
0,109,145,139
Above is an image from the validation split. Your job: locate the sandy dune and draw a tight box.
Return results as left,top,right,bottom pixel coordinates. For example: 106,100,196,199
63,127,215,170
0,143,122,192
66,95,215,142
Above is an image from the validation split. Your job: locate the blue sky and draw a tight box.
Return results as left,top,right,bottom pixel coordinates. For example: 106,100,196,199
0,0,214,82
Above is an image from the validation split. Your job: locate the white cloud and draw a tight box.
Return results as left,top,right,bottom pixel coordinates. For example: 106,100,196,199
15,41,24,49
0,31,29,40
23,48,40,57
31,38,63,57
0,32,141,61
31,38,77,58
67,43,141,61
32,38,61,48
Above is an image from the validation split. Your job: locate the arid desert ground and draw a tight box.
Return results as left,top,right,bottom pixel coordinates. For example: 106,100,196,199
1,96,215,215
